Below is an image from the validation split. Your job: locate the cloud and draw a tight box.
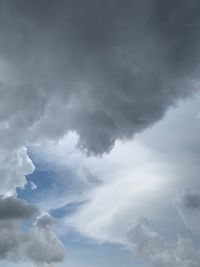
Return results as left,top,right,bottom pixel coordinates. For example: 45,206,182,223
0,195,64,266
0,205,64,266
27,213,65,266
0,147,35,195
128,217,200,267
0,196,35,261
0,1,200,266
0,0,200,155
182,192,200,210
177,192,200,234
35,94,200,252
0,220,25,261
0,196,37,220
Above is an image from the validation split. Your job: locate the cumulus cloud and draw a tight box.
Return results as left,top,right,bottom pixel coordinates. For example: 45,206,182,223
0,147,35,195
0,196,64,266
0,203,64,266
0,220,25,261
128,217,200,267
27,213,65,266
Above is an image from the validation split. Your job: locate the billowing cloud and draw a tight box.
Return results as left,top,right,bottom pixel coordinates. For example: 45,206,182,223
0,203,64,266
0,1,200,266
27,213,65,266
0,147,35,195
33,94,200,267
0,0,200,155
128,217,200,267
0,196,64,266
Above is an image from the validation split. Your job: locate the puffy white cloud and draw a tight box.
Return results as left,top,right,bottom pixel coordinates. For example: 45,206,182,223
0,147,35,195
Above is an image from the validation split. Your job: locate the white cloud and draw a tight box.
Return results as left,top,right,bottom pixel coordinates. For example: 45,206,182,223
0,147,35,195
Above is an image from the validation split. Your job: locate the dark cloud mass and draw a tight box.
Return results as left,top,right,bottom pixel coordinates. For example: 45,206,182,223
0,196,37,220
0,0,200,153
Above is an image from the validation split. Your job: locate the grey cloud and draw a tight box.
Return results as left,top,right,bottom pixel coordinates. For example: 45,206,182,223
177,192,200,234
0,221,24,260
0,196,37,220
35,212,54,228
0,208,64,266
182,192,200,210
0,0,200,154
128,217,200,267
27,213,65,266
0,147,35,195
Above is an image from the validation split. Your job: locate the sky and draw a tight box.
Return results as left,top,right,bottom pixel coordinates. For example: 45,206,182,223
1,0,200,266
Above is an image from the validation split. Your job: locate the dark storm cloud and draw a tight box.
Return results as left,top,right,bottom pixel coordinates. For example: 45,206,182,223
0,196,37,220
0,0,200,154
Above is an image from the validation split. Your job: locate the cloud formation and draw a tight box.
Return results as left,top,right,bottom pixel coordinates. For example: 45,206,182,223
0,200,64,266
128,217,200,267
27,213,65,266
0,196,37,220
0,147,35,195
177,192,200,235
0,0,200,155
1,1,200,266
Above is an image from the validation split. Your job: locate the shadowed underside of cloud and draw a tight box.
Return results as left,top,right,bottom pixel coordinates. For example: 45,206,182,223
0,0,200,154
0,196,37,220
0,0,200,193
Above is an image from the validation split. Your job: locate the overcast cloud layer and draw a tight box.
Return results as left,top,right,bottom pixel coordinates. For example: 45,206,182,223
1,0,200,266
